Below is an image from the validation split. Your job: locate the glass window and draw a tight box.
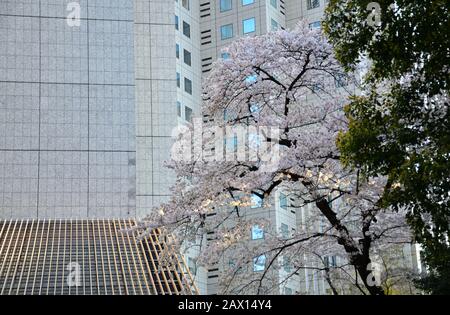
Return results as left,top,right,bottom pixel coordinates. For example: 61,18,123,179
250,103,260,113
224,135,238,152
245,74,257,84
251,193,263,208
307,0,320,10
177,101,182,117
312,82,324,93
279,192,288,209
253,255,266,272
175,15,179,30
242,0,255,6
248,133,261,150
185,106,193,123
229,259,243,274
335,73,348,88
243,17,256,34
220,0,232,12
187,257,196,275
283,257,292,272
324,255,337,268
331,256,337,267
270,0,277,8
281,223,289,239
176,43,180,59
251,225,264,240
176,72,180,88
184,78,192,94
271,19,278,31
309,21,321,29
183,21,191,38
221,24,234,40
223,108,229,121
182,0,190,10
183,49,191,66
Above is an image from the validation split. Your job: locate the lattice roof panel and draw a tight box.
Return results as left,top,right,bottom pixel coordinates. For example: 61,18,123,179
0,219,198,295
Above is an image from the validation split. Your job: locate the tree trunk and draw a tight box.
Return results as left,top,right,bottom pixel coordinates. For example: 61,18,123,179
324,268,339,295
315,198,385,295
354,257,386,295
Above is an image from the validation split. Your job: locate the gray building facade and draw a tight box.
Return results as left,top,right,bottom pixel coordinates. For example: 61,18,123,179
0,0,176,219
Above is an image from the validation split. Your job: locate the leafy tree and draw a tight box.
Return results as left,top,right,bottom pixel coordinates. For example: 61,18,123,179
323,0,450,294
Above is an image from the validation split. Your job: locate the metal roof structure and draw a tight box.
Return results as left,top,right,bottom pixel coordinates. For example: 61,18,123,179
0,219,198,295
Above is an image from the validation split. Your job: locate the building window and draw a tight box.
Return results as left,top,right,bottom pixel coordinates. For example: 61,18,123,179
312,82,324,93
182,0,190,10
187,257,197,275
253,255,266,272
270,0,277,8
176,44,180,59
177,101,182,117
184,78,192,94
279,192,288,209
220,0,232,12
175,15,179,30
223,108,229,121
229,259,243,274
281,223,289,239
324,255,337,268
183,49,192,66
251,193,263,208
185,106,193,123
283,257,292,272
224,135,238,152
248,133,261,150
245,74,257,85
176,72,180,88
251,225,264,240
221,24,234,40
307,0,320,10
271,19,278,31
335,73,348,88
183,21,191,38
242,0,255,6
243,18,256,34
250,103,260,113
309,21,321,29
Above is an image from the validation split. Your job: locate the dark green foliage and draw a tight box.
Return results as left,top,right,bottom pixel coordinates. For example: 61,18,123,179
324,0,450,294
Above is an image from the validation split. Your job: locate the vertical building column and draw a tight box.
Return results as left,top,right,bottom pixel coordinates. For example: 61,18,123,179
134,0,177,218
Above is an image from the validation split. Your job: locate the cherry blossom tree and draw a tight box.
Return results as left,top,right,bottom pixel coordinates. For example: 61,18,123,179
138,22,412,295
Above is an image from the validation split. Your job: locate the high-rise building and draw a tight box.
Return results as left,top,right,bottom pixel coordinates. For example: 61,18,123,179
0,0,179,219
